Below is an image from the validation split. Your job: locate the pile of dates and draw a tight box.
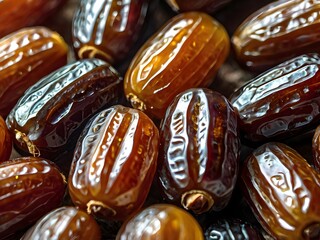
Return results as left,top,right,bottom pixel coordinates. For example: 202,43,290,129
1,0,320,239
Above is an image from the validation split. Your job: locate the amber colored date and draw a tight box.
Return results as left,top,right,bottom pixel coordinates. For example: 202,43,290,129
230,53,320,143
232,0,320,72
0,27,68,117
116,204,204,240
312,125,320,172
124,12,230,119
241,142,320,240
6,59,123,159
0,157,66,239
21,207,101,240
72,0,149,65
166,0,231,13
158,88,240,214
0,116,11,163
68,105,159,221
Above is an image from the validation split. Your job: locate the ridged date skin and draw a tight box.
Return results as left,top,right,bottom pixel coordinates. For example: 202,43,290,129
312,125,320,172
230,54,320,143
232,0,320,72
204,219,263,240
72,0,149,64
158,88,240,214
0,0,66,38
68,105,159,221
166,0,231,13
241,142,320,240
0,157,66,239
116,204,204,240
124,12,230,119
0,27,68,117
0,116,11,163
21,207,101,240
6,59,122,159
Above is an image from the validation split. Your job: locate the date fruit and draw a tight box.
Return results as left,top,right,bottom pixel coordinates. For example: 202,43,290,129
72,0,149,65
230,53,320,143
21,206,101,240
0,116,11,163
6,59,122,159
232,0,320,72
116,204,204,240
0,157,66,239
241,142,320,240
166,0,231,13
312,125,320,172
158,88,240,214
68,105,159,221
0,27,68,117
124,12,230,119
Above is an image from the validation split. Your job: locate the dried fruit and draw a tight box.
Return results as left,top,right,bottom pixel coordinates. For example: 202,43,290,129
68,105,159,221
312,125,320,172
124,12,230,119
165,0,231,13
0,116,11,163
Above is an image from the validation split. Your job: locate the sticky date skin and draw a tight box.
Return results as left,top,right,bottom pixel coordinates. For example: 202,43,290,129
312,125,320,172
0,116,11,163
72,0,149,64
166,0,231,13
68,105,159,221
232,0,320,72
230,53,320,143
6,59,123,159
241,142,320,240
158,88,240,213
0,157,66,239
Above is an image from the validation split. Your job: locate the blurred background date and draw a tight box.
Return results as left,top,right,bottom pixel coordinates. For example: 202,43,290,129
165,0,232,14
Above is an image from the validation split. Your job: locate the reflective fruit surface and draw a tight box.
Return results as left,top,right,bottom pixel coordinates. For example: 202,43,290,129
124,12,230,119
166,0,231,13
6,59,123,159
68,105,159,220
0,27,68,117
241,142,320,240
158,88,240,214
0,116,11,163
116,204,204,240
312,125,320,172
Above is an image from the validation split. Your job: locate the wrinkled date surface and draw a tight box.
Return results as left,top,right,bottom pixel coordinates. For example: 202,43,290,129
230,54,320,143
124,12,230,119
0,116,11,163
0,157,66,239
312,125,320,172
22,207,101,240
116,204,204,240
68,105,159,221
166,0,231,13
232,0,320,71
158,88,240,214
0,27,68,117
241,142,320,239
73,0,149,64
6,59,123,159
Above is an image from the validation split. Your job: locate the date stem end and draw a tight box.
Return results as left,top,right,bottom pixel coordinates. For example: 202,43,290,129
181,190,214,214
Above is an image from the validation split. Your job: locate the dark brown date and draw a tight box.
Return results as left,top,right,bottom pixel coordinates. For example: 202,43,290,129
72,0,149,65
6,59,123,159
68,105,159,221
312,125,320,172
230,53,320,143
0,116,11,163
22,206,101,240
241,142,320,240
165,0,231,13
232,0,320,72
158,88,240,214
0,27,68,117
0,157,66,239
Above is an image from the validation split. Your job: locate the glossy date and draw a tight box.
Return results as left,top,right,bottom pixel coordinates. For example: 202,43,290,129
158,88,240,214
0,116,11,163
68,105,159,221
312,125,320,172
241,142,320,240
165,0,231,13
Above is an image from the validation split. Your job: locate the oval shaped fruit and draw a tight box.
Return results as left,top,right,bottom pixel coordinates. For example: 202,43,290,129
165,0,231,13
21,206,101,240
124,12,230,119
241,142,320,240
0,116,12,163
312,125,320,172
230,53,320,143
232,0,320,72
116,204,204,240
68,105,159,221
0,157,66,239
72,0,149,64
158,88,240,214
6,59,123,159
0,27,68,117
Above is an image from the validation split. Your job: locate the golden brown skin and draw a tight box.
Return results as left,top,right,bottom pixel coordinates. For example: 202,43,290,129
22,207,101,240
116,204,204,240
165,0,231,13
124,12,230,119
241,142,320,240
0,27,68,117
68,105,159,221
232,0,320,72
0,116,11,163
312,125,320,172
